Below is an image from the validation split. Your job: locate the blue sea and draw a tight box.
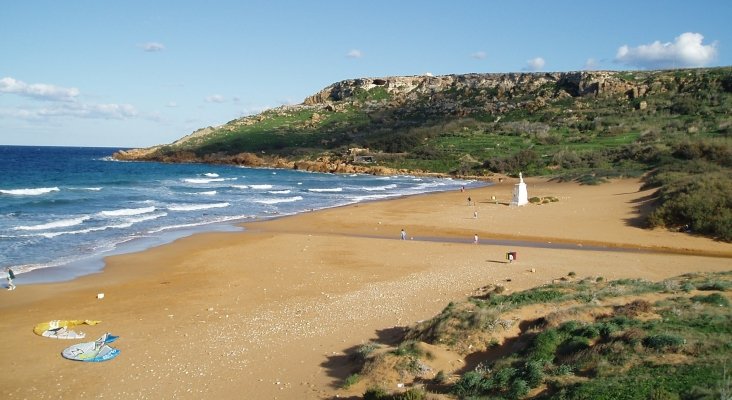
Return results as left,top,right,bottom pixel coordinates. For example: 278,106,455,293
0,146,478,283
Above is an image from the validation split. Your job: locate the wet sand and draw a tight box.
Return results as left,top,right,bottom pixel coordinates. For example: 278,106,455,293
1,177,730,399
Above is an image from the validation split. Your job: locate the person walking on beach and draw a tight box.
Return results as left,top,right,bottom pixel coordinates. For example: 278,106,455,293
6,268,16,291
400,229,407,240
467,196,472,206
473,234,479,244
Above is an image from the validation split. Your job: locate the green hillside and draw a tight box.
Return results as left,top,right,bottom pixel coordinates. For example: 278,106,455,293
115,68,732,240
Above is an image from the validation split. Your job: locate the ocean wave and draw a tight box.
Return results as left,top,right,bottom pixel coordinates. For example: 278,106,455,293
231,184,249,189
183,178,226,184
167,202,230,212
19,222,135,239
308,188,343,192
125,212,167,224
349,193,401,202
98,206,156,217
14,215,91,231
147,214,253,233
204,173,219,178
197,191,217,196
362,184,397,191
0,187,60,196
254,196,303,205
268,190,291,194
249,184,273,190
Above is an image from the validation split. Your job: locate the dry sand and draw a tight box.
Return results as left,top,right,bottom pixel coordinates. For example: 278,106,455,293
1,177,730,399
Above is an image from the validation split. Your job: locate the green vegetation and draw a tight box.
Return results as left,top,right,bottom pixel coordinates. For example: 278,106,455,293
121,67,732,241
343,271,732,399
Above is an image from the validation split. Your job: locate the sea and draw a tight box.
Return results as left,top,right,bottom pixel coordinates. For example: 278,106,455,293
0,146,479,284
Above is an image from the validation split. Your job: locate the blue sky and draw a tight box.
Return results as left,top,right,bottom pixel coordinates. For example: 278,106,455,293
2,0,730,148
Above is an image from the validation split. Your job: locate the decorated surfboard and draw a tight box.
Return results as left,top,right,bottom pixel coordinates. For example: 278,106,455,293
61,333,120,362
33,320,101,339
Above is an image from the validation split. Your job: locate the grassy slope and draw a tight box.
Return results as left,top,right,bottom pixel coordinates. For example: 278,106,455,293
345,272,732,400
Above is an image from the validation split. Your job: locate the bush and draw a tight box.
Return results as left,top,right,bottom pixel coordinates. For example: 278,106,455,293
643,334,685,351
354,342,378,362
529,330,562,362
364,386,390,400
690,293,730,306
647,171,732,241
509,378,530,399
343,373,360,388
559,336,591,355
524,360,545,388
452,371,490,397
394,388,426,400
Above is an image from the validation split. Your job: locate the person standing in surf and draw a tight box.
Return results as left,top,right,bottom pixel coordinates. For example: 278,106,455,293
6,268,16,290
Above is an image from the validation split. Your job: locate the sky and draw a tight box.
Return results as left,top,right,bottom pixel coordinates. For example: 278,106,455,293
1,0,731,148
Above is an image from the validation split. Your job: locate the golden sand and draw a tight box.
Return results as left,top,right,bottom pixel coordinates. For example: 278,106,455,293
1,177,730,399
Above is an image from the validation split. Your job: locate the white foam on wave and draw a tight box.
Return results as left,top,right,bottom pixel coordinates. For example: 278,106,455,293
268,190,291,194
125,212,167,224
99,206,156,217
308,188,343,193
14,215,91,231
167,202,230,212
147,214,253,233
184,178,226,184
197,191,217,196
0,187,60,196
21,222,135,239
362,184,397,191
231,184,249,189
249,184,273,190
349,193,401,202
204,173,219,178
254,196,303,205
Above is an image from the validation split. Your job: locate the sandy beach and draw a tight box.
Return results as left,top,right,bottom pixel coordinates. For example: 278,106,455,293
1,177,730,399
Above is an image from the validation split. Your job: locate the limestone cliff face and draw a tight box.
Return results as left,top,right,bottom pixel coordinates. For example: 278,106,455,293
303,71,642,106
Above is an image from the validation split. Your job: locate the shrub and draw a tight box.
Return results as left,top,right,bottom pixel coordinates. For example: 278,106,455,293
434,370,447,384
696,280,731,291
452,371,490,397
354,342,378,362
691,292,730,306
524,360,545,388
394,388,426,400
643,334,685,351
509,378,530,399
364,386,389,400
529,330,562,362
343,373,360,388
559,336,591,355
393,341,424,357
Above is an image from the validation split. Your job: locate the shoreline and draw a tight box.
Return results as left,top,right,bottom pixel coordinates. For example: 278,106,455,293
1,177,730,399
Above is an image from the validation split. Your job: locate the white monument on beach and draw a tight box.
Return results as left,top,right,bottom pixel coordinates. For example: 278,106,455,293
510,172,529,206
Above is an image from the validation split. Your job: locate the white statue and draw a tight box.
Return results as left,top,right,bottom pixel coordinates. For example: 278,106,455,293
511,172,528,206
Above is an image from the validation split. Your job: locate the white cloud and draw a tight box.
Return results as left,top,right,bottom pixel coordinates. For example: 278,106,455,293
205,94,225,103
1,103,138,120
583,58,599,70
615,32,717,69
471,51,487,60
346,49,363,59
0,77,80,101
524,57,546,71
142,42,165,52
